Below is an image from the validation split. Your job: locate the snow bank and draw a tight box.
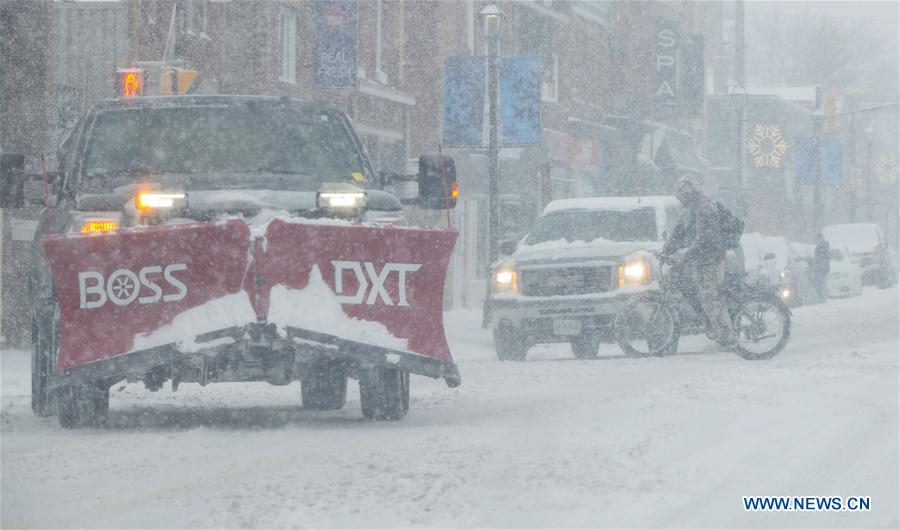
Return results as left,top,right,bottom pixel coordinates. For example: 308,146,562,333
267,265,409,351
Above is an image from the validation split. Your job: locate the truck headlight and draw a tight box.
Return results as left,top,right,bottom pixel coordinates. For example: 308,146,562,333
618,257,651,285
318,191,366,209
136,192,186,210
494,267,518,293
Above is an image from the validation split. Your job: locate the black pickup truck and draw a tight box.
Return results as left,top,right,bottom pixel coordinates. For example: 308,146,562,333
1,95,459,427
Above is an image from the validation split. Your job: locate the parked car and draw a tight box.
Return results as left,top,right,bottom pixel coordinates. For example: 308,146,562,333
826,247,864,297
822,223,897,288
740,233,817,307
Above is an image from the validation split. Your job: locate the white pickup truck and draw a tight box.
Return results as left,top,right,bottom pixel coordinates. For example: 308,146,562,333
488,196,684,360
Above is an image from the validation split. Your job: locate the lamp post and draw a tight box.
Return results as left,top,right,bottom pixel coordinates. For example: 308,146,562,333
480,3,501,270
865,125,875,222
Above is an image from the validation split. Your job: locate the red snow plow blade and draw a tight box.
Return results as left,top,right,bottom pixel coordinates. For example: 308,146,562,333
43,219,459,384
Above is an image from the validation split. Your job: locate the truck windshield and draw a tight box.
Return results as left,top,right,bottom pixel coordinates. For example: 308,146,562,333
83,105,365,189
526,208,659,245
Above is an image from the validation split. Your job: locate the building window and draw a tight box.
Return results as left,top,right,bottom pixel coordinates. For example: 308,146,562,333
375,0,388,84
185,0,195,34
541,53,558,102
147,1,157,25
280,9,297,83
467,0,474,54
572,1,608,27
198,0,208,36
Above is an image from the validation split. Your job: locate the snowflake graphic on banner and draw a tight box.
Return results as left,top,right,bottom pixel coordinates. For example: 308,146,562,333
745,124,790,168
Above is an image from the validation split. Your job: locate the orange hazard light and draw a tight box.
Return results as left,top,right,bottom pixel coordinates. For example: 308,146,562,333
80,220,119,233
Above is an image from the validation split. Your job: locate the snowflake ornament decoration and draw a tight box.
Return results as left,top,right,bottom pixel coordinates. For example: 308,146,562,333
745,124,790,169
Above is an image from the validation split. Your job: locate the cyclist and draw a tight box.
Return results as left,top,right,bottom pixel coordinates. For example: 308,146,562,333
660,176,737,346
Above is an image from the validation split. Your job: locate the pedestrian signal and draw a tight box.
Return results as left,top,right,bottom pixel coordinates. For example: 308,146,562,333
115,69,144,97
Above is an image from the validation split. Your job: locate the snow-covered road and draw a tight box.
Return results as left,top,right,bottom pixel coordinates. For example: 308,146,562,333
2,287,897,528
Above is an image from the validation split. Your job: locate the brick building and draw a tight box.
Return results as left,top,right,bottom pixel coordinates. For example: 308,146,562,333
2,0,731,336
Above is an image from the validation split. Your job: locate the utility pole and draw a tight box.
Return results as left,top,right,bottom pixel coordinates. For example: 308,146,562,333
732,0,746,213
813,111,823,231
865,126,875,222
734,0,745,88
848,114,857,221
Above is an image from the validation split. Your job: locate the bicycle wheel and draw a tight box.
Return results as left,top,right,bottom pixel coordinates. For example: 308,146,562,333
732,295,791,360
615,293,679,358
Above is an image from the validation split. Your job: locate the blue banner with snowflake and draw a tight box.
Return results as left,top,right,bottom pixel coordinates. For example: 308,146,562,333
791,136,842,185
500,55,541,145
793,137,815,184
820,136,843,185
443,56,485,147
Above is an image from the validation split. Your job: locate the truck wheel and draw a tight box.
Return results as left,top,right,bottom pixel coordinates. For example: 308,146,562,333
31,317,56,417
57,382,109,429
359,367,409,421
493,323,528,361
301,363,348,410
571,334,600,359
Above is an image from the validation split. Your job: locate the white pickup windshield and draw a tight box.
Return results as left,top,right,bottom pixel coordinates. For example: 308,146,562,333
525,207,659,245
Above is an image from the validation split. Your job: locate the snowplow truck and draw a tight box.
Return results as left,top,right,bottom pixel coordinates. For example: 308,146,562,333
1,96,460,427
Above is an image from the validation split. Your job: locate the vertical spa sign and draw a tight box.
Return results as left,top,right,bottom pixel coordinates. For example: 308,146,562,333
655,18,679,106
315,0,359,88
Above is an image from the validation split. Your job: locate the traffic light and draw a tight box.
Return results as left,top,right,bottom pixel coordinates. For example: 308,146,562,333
159,67,199,95
418,155,458,209
115,69,144,97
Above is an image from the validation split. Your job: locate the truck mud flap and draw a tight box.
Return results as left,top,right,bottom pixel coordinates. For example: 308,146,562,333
42,219,458,381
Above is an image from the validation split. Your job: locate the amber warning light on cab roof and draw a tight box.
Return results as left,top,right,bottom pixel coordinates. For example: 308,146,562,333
115,68,144,97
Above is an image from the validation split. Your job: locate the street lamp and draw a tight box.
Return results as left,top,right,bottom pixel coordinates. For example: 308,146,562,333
480,3,502,271
865,125,875,221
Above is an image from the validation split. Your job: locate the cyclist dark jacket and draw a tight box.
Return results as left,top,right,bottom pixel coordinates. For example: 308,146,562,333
662,192,724,265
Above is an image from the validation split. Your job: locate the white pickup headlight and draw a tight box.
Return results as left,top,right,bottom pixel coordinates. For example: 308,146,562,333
493,267,518,293
318,191,366,209
317,181,367,211
618,257,651,285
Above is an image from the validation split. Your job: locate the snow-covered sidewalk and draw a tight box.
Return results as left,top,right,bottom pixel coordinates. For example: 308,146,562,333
2,287,897,528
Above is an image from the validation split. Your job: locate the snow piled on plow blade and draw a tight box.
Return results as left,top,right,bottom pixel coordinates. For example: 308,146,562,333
131,291,257,354
268,266,409,351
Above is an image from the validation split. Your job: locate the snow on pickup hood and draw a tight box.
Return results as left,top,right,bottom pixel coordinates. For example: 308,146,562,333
187,190,317,211
511,238,664,265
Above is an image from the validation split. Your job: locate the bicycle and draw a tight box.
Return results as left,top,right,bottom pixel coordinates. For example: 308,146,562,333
613,251,792,360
